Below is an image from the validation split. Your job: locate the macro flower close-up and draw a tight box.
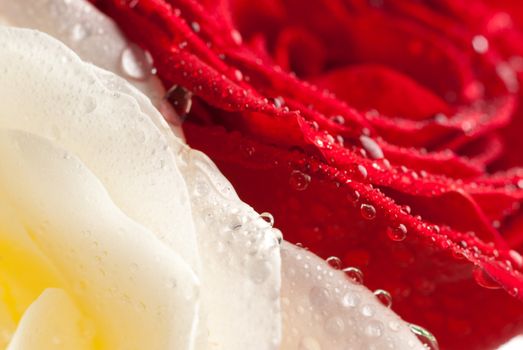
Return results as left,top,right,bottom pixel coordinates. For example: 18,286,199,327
2,0,523,349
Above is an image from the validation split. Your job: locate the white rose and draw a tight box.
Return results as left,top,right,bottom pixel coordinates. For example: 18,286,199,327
0,1,427,349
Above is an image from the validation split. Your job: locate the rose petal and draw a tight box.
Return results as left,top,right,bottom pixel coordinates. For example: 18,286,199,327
7,289,91,350
280,242,424,349
88,54,284,349
0,27,199,271
180,148,282,350
0,0,165,107
0,129,200,348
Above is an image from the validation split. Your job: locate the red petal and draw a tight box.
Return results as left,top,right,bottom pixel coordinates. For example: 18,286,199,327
91,0,523,348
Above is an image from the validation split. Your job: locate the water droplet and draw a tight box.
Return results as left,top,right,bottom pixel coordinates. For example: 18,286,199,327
400,205,412,215
273,228,283,245
309,286,331,307
190,21,201,32
259,212,274,227
248,260,272,284
164,85,193,122
472,35,489,54
409,324,439,350
509,249,523,268
326,256,342,270
473,267,502,289
387,224,407,242
341,291,360,308
120,44,154,80
347,189,360,204
330,115,345,124
324,316,344,335
349,164,368,180
509,287,519,297
299,337,321,350
433,113,448,124
360,203,376,220
428,225,440,234
343,266,364,284
233,69,243,81
289,170,311,191
70,23,88,41
388,320,400,332
122,0,140,7
230,29,243,45
269,96,285,108
365,320,384,338
374,289,392,308
360,135,384,159
361,304,375,317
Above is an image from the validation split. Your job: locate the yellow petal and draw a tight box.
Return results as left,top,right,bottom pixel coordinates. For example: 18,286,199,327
7,288,92,350
0,129,200,349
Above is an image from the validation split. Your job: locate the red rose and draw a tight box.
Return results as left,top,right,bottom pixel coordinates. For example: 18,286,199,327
93,0,523,348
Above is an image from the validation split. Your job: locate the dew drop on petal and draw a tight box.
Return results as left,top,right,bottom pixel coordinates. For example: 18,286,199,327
388,320,401,332
365,320,384,338
409,323,440,350
347,189,360,204
400,205,412,215
360,203,376,220
343,266,364,284
473,267,502,290
161,85,193,126
120,43,154,80
231,29,243,45
361,304,376,317
70,23,88,41
357,165,368,179
374,289,392,308
341,290,360,308
472,35,489,54
233,69,243,81
360,135,384,159
122,0,140,7
289,170,311,191
324,316,344,335
269,96,285,108
387,224,407,242
509,249,523,268
190,21,201,33
330,115,345,124
273,228,283,245
259,212,275,227
326,256,342,270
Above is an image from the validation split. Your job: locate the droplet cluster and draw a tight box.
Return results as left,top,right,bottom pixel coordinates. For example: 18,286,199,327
281,244,428,349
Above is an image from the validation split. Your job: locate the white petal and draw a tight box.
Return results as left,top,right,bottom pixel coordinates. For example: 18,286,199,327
179,149,282,350
7,289,91,350
280,243,425,350
0,27,198,270
0,0,165,107
0,196,65,347
0,129,200,349
87,48,284,350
